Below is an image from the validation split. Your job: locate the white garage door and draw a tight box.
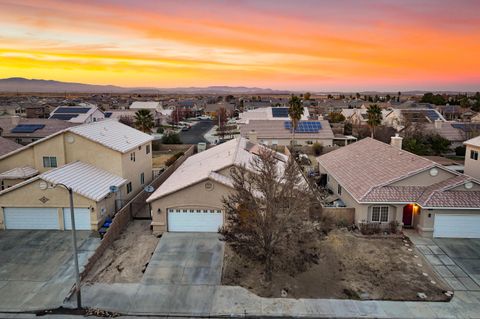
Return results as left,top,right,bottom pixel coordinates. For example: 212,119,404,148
168,208,223,232
434,214,480,238
3,207,59,230
63,208,91,230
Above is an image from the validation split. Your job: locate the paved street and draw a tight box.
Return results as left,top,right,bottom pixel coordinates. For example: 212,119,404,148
179,120,214,144
0,230,99,312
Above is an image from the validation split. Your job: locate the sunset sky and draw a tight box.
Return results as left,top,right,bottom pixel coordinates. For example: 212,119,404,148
0,0,479,91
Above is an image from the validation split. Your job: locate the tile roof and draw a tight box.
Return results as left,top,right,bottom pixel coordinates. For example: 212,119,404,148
240,120,334,140
130,101,161,109
147,137,289,202
69,119,153,153
40,161,127,201
0,137,22,156
318,138,435,201
0,166,38,180
464,135,480,147
319,138,480,208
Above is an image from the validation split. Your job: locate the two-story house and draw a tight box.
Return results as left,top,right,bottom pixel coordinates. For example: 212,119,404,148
0,120,153,231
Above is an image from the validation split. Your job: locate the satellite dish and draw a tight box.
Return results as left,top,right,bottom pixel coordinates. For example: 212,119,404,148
144,185,155,193
39,181,48,190
109,185,119,193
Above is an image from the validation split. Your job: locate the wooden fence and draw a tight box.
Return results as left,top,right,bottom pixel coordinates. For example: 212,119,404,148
80,145,195,280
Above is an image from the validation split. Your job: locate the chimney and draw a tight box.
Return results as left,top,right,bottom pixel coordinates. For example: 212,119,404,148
434,119,442,129
11,116,20,126
248,130,258,143
390,133,403,149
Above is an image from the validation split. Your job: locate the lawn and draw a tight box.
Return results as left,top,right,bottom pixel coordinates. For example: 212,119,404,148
222,229,450,301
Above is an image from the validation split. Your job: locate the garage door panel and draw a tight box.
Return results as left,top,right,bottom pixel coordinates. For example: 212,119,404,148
434,214,480,238
4,208,59,230
62,208,91,230
168,210,223,232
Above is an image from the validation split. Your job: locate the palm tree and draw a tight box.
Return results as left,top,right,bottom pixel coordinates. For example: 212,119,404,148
288,95,304,148
134,109,154,133
367,104,382,138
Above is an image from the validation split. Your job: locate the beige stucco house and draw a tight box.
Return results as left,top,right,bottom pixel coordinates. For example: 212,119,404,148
318,137,480,238
0,120,153,230
147,137,290,233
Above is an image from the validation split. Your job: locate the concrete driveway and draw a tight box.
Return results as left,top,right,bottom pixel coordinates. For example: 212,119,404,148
433,238,480,288
142,232,223,285
0,230,99,311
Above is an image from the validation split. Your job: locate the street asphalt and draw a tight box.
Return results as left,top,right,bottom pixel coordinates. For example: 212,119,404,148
178,119,214,144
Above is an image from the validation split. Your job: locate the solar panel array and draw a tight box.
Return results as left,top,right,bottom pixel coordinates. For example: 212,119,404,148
271,107,289,118
425,109,440,121
11,124,45,133
50,114,77,120
452,123,480,132
284,121,322,133
55,107,90,114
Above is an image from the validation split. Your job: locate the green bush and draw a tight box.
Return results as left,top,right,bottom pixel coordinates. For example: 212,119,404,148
455,145,466,156
161,132,182,144
156,127,164,134
312,142,323,156
165,152,184,166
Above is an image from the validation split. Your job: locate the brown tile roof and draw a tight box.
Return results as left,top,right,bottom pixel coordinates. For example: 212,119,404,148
0,137,22,156
319,138,480,208
240,120,334,140
317,138,435,201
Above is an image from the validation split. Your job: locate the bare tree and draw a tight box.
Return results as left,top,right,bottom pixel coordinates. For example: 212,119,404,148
220,148,317,282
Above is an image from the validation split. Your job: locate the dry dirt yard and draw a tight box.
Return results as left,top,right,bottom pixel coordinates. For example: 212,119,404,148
84,220,159,283
223,229,450,301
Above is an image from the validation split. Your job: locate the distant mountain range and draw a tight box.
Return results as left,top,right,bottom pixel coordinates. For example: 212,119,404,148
0,77,291,94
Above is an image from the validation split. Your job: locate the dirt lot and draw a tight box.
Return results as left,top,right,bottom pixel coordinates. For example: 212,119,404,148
152,154,172,168
84,220,159,283
223,229,450,301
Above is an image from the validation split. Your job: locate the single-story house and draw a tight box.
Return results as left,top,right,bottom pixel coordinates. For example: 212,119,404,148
240,119,334,147
318,136,480,238
204,102,236,117
146,137,290,233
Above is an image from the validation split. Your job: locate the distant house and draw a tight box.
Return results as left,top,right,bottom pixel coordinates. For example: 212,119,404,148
237,107,310,125
341,108,392,126
49,104,105,124
204,102,236,117
26,105,49,118
240,119,334,147
130,101,162,111
0,137,22,157
0,116,75,145
318,137,480,238
128,101,172,125
383,108,446,131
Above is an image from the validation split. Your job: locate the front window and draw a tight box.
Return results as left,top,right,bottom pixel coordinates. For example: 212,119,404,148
43,156,57,168
140,172,145,185
130,152,136,162
146,145,151,154
337,184,342,195
126,182,132,194
471,150,479,160
371,206,389,222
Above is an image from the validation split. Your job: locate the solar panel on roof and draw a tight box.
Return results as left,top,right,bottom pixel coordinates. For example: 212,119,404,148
425,110,440,121
50,114,77,120
104,112,112,118
272,107,289,118
284,121,322,133
11,124,45,133
55,107,90,114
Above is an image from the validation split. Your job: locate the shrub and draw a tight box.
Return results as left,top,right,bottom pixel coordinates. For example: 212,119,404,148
389,220,400,234
156,127,164,134
359,222,381,235
312,142,323,156
165,152,184,166
161,132,182,144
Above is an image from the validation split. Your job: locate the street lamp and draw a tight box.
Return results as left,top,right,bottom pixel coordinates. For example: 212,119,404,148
53,183,82,309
